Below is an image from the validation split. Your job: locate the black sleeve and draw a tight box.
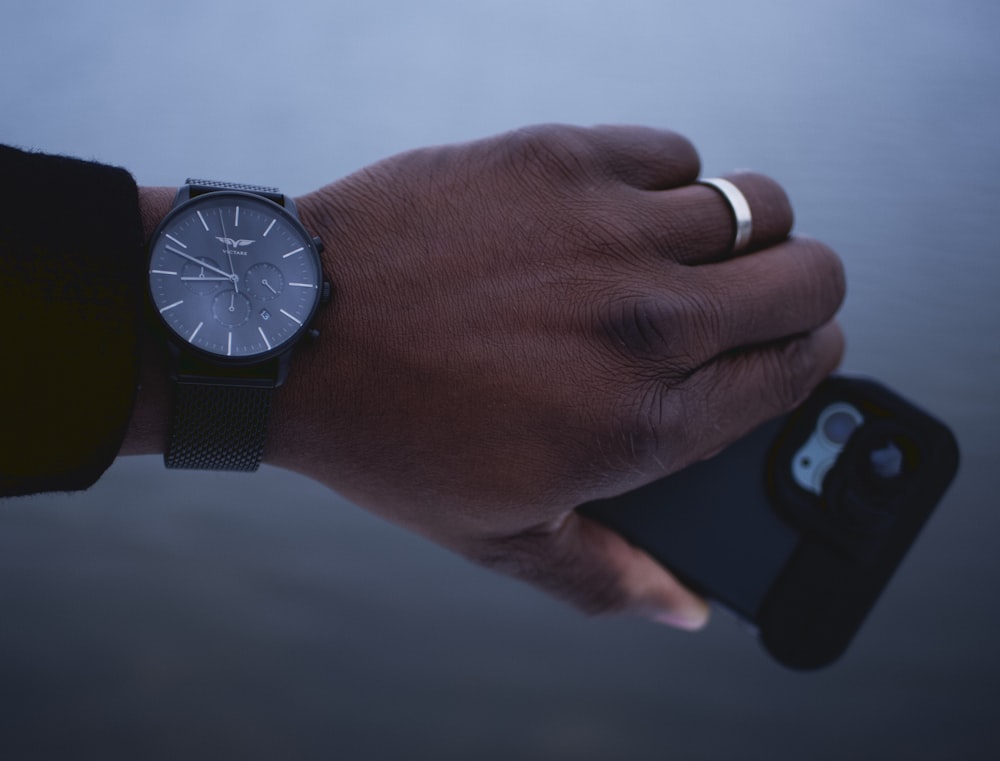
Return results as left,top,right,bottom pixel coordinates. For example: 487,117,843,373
0,145,144,497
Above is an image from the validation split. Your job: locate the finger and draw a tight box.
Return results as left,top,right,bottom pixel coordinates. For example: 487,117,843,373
476,512,709,630
674,321,846,467
687,236,846,363
638,171,795,264
593,237,844,369
586,124,702,190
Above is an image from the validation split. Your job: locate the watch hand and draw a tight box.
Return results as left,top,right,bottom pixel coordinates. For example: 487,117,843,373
219,210,240,294
166,246,236,280
229,291,236,312
261,278,278,295
180,276,231,281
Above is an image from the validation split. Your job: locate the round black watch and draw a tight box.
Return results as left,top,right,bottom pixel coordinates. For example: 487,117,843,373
147,179,330,471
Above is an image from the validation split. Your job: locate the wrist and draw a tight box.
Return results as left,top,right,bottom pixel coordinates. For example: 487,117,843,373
121,184,344,471
119,186,175,456
138,186,175,241
261,186,350,476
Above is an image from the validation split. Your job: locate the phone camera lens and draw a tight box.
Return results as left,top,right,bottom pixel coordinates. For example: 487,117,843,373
826,433,916,534
868,441,905,481
851,433,920,507
822,411,860,446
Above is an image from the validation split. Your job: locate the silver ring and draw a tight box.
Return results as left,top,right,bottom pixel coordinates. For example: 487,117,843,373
699,177,753,254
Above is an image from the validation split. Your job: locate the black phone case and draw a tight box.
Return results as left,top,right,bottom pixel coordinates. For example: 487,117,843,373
580,376,959,670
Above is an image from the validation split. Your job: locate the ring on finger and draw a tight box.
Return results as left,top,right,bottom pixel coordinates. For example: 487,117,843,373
699,177,753,254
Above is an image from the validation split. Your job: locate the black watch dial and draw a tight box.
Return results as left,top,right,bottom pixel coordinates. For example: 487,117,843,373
148,191,322,360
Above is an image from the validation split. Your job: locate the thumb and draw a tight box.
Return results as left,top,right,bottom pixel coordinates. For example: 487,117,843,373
476,511,710,631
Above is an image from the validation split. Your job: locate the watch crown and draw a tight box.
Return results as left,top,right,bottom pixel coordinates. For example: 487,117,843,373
320,280,332,305
313,236,325,254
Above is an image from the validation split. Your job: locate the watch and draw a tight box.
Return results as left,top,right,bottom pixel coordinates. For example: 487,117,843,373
147,179,330,471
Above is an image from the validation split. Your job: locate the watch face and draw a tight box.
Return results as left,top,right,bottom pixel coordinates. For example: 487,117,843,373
148,191,323,361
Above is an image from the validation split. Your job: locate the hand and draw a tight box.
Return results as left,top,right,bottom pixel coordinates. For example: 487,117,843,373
132,125,846,630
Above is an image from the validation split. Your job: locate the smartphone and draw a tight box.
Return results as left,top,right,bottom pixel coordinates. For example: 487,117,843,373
580,376,960,670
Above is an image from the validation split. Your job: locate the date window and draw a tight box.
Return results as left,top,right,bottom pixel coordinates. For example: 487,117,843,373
260,308,271,321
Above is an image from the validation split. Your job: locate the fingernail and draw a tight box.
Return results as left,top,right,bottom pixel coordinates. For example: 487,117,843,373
648,603,710,632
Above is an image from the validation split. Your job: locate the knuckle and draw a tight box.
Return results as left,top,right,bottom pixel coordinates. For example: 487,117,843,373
595,292,685,359
593,377,684,480
568,212,641,264
797,236,847,311
500,124,598,183
592,280,724,368
470,525,631,617
621,381,671,458
468,532,546,583
568,577,633,616
763,336,821,413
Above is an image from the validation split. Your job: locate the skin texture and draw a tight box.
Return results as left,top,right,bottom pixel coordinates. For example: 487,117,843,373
126,125,846,630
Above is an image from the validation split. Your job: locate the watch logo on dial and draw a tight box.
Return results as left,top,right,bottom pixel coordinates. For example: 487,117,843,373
215,236,256,249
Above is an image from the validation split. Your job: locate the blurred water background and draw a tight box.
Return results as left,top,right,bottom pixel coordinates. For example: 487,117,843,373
1,1,998,758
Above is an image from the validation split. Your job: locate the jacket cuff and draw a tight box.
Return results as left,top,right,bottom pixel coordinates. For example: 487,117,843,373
1,145,144,496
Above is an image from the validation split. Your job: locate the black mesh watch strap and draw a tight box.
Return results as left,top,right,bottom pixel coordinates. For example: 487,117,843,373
165,382,273,471
163,179,285,472
185,179,285,205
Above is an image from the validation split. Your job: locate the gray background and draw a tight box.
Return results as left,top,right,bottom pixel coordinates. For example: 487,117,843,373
1,1,998,758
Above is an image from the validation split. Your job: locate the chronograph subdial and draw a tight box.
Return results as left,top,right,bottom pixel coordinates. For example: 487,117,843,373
181,257,227,295
212,289,252,327
245,262,285,301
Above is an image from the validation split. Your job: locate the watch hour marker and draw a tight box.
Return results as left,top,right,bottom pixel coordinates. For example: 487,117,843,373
263,219,276,237
234,206,240,227
227,332,233,356
151,269,178,276
165,234,187,248
197,211,210,231
280,309,302,325
257,326,272,350
282,247,304,258
288,282,317,288
189,321,203,341
159,300,184,313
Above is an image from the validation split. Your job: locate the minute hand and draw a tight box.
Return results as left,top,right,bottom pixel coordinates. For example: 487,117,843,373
165,246,236,280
